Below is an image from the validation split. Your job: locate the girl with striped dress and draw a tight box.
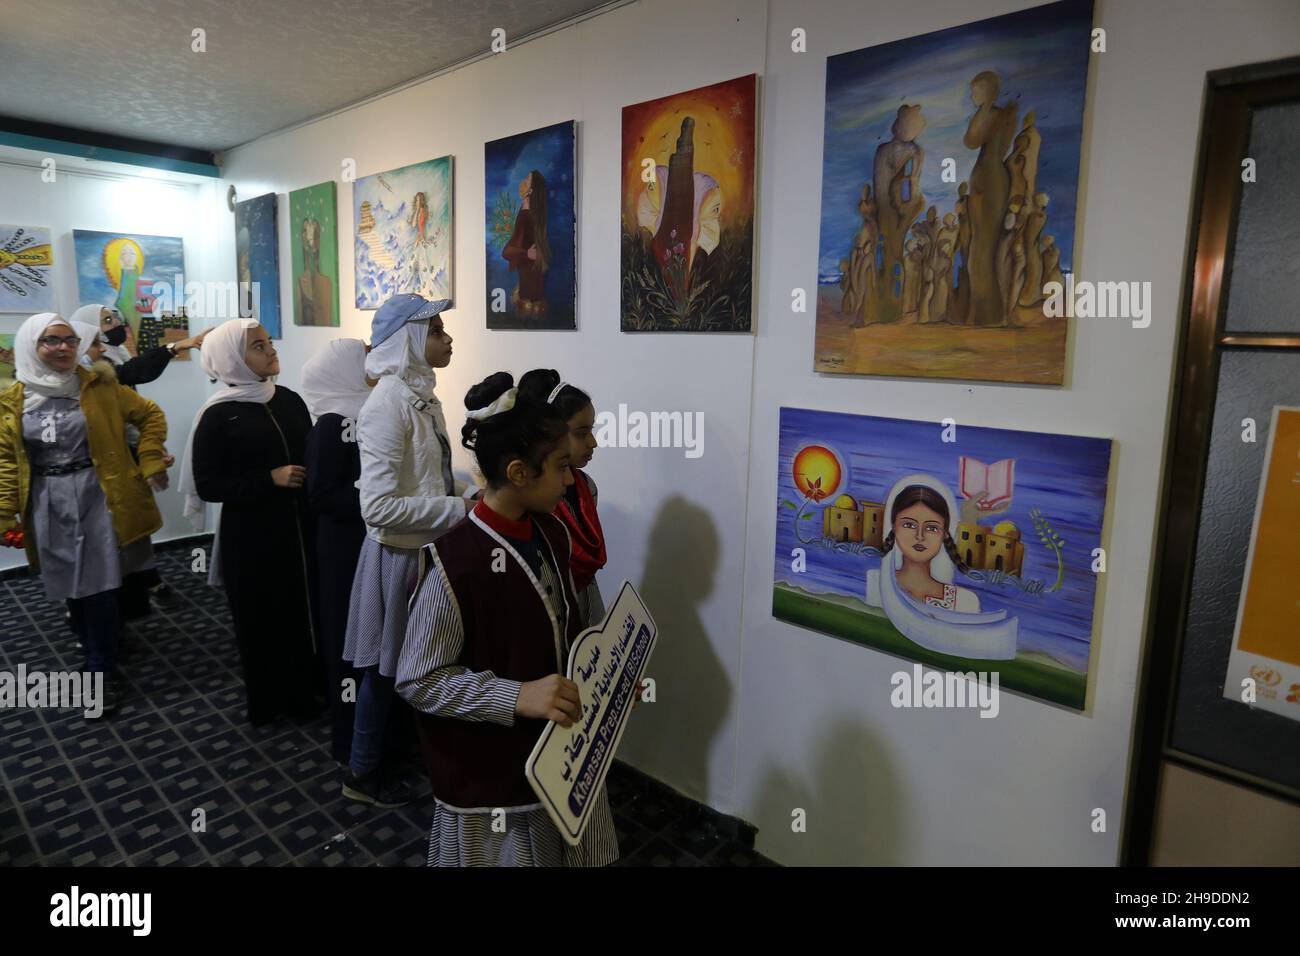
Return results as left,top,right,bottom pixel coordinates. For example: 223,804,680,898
397,372,618,866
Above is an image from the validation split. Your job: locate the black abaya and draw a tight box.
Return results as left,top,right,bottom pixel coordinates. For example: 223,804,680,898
192,385,322,725
304,413,364,762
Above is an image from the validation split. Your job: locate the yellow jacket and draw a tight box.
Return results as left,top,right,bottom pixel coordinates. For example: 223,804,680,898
0,367,167,569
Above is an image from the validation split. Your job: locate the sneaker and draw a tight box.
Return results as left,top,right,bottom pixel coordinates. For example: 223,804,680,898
341,768,413,808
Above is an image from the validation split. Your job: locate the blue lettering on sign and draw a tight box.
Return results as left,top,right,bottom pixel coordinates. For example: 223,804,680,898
567,623,653,816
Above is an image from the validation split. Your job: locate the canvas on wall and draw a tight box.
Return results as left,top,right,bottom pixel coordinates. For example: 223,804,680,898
485,121,577,330
73,229,188,356
0,225,56,314
289,181,340,327
234,193,282,338
0,334,15,389
621,74,757,332
1222,406,1300,723
814,0,1094,384
353,156,453,309
772,407,1112,710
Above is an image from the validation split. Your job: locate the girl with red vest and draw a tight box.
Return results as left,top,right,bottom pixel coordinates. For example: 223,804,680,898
517,369,607,629
396,372,619,866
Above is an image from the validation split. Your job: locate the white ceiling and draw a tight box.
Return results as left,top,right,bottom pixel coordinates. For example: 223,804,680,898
0,0,622,153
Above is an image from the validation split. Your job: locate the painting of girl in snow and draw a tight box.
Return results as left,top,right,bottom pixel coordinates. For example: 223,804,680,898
354,156,453,308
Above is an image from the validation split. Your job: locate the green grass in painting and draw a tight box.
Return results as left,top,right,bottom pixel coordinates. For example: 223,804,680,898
772,581,1086,710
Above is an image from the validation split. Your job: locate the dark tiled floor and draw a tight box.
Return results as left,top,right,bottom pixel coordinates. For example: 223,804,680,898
0,543,775,867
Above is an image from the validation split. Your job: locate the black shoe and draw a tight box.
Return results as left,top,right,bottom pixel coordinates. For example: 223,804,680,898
87,676,121,719
341,768,412,808
149,582,177,606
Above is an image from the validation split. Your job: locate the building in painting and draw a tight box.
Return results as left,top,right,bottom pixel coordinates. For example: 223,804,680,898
823,494,885,546
956,519,1025,575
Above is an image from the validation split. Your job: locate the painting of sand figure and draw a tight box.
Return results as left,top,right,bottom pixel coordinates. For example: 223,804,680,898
814,0,1094,384
621,74,756,332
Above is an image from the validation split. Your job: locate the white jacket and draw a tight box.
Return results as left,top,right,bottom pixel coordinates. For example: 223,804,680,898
356,375,475,548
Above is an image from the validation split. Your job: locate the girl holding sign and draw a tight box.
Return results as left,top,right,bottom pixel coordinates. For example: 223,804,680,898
396,372,619,866
517,370,607,629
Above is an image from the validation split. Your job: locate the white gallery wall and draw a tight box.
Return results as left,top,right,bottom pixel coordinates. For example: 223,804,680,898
0,159,227,573
6,0,1298,864
736,0,1300,865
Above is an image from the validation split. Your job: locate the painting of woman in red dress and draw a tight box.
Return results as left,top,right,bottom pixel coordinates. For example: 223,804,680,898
502,170,551,319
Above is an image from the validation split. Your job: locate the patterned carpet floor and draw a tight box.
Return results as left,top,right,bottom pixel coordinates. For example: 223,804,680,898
0,543,774,867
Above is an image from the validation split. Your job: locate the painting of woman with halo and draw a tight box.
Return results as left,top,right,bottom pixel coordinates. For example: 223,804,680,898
866,473,1019,659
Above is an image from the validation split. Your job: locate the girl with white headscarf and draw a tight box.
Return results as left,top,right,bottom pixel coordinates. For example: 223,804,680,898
69,303,207,388
865,474,1019,659
341,293,476,807
0,312,169,716
186,318,322,727
301,338,374,764
72,305,199,620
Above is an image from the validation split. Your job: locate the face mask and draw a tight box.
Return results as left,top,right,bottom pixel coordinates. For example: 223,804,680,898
103,325,127,346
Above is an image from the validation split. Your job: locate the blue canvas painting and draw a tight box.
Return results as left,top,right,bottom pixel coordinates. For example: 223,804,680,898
353,156,453,309
773,407,1112,710
814,0,1095,383
234,192,282,338
485,120,577,330
73,228,187,355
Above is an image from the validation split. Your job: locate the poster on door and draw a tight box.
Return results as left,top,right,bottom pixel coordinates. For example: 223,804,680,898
1223,405,1300,723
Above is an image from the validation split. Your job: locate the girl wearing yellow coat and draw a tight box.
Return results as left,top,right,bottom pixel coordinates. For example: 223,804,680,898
0,312,168,716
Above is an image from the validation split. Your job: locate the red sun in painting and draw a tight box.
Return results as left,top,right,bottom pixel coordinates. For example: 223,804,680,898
792,445,842,501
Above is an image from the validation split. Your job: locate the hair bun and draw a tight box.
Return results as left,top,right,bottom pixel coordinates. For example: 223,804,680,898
517,368,560,404
465,371,515,412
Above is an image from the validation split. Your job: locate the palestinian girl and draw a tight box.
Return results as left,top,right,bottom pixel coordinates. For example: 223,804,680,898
183,318,321,725
396,372,619,867
70,303,206,388
342,293,475,807
74,305,200,620
0,312,168,714
301,339,374,765
865,474,1018,659
517,369,606,628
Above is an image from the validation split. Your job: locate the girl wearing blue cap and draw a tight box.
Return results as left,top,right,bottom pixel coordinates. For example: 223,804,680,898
342,293,476,807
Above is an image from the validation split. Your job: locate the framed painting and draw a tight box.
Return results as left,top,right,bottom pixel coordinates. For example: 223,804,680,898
289,181,340,327
814,0,1094,383
485,120,576,330
0,224,56,313
353,156,453,309
73,228,187,355
234,192,282,338
773,407,1112,710
621,74,756,332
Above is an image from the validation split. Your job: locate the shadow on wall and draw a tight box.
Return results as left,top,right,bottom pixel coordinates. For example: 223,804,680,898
751,718,904,866
618,495,729,807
